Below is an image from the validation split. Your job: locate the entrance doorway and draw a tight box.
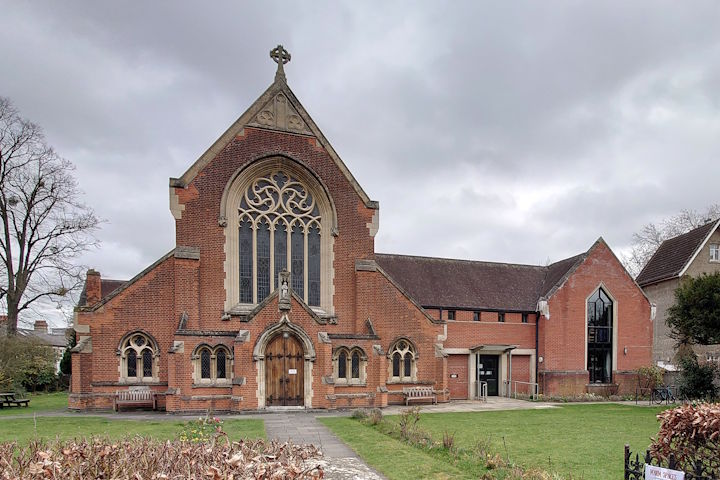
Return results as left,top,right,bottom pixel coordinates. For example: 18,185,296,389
265,333,305,406
477,355,499,396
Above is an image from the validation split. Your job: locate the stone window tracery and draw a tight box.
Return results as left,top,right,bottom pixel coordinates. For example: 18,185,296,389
237,170,322,306
388,339,417,383
192,345,233,385
224,158,337,314
333,347,367,385
119,332,159,383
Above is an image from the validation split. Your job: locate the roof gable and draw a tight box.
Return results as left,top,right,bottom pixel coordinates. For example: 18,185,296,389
169,56,377,210
636,219,720,286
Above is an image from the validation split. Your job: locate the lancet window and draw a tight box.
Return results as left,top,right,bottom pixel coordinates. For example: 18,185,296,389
388,339,417,382
193,344,233,384
587,288,613,384
333,347,367,385
238,171,322,306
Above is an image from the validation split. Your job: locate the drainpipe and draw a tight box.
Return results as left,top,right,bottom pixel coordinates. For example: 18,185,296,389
535,311,539,395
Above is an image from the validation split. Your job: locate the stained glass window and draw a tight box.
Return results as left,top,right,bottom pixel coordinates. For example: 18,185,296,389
217,349,227,379
127,350,137,377
201,349,211,379
338,351,347,379
142,350,153,377
239,220,253,303
256,222,271,301
236,170,323,306
351,352,360,379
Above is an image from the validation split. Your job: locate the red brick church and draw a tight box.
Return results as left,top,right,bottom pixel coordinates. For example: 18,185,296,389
70,47,652,411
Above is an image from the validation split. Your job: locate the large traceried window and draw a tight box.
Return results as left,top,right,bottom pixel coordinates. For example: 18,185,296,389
587,288,613,384
388,339,417,383
193,344,233,385
333,347,367,385
237,170,322,306
119,332,159,382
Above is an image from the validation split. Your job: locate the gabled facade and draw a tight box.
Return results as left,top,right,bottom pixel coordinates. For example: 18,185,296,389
637,219,720,367
70,47,652,411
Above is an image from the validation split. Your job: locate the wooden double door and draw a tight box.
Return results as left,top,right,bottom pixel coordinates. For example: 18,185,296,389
265,333,304,406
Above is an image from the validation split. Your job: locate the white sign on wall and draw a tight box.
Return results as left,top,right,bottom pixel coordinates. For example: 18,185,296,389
645,464,685,480
288,369,297,375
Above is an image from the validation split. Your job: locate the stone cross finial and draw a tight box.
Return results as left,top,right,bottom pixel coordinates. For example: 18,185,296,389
270,45,291,82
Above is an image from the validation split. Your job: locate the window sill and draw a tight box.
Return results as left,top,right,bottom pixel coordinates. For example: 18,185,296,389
118,378,160,384
334,382,367,388
386,379,423,384
192,382,232,389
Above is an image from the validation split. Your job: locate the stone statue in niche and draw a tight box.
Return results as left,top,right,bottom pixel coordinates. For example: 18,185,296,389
279,269,291,310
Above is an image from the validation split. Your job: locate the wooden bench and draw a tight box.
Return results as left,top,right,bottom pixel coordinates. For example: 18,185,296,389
113,390,157,412
402,386,437,406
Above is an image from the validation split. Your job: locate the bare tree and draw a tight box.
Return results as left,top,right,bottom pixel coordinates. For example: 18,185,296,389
625,205,720,277
0,97,100,335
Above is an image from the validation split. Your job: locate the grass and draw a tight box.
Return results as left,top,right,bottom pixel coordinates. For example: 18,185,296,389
0,416,266,444
319,417,474,479
0,392,265,444
0,391,68,416
322,404,668,480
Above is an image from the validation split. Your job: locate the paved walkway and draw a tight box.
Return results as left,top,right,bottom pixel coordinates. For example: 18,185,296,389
264,411,385,479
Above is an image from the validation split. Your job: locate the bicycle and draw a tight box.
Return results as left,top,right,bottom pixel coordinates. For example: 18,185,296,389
651,385,675,405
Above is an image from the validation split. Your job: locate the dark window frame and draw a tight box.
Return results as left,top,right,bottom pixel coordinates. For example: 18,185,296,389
498,312,505,323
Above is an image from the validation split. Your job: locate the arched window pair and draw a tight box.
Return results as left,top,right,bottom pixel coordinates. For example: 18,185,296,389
388,339,417,382
119,332,158,382
193,345,233,384
333,347,367,384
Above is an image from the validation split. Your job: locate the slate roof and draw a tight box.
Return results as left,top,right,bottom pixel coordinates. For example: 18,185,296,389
78,279,127,305
636,220,720,287
375,250,587,312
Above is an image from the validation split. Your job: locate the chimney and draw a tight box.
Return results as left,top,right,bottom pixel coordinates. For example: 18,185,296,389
85,269,102,305
34,320,48,333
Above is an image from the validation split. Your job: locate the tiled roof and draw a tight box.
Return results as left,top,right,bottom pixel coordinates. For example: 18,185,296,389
375,251,585,312
636,220,719,287
78,279,127,305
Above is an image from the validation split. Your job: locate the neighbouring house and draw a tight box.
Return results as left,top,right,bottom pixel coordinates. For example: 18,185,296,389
637,219,720,369
0,316,71,372
69,46,652,412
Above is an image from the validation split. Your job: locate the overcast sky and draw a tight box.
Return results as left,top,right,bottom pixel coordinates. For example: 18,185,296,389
2,2,719,326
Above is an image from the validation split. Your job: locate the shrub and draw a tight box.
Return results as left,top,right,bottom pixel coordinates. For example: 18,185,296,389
442,430,455,450
398,406,421,440
178,414,224,443
650,403,720,472
0,335,58,392
0,437,324,478
367,408,383,425
637,365,664,390
677,354,718,400
350,408,368,420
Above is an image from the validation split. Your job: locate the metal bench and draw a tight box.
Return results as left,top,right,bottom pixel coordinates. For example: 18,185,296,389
113,389,157,412
402,386,437,406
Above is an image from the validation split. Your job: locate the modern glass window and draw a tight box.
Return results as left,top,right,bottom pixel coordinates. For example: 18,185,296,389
119,332,158,382
333,347,366,384
498,312,505,323
388,339,416,382
237,171,322,306
193,345,232,384
587,288,613,383
473,311,480,322
710,244,719,262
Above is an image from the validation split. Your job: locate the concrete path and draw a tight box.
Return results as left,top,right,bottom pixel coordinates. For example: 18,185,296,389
264,411,385,479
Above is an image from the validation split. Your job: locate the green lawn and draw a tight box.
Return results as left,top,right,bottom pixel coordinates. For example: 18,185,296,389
322,404,667,480
0,391,68,416
0,416,265,444
0,392,265,444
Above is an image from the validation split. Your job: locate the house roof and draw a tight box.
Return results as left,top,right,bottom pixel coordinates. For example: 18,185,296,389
375,251,586,312
78,279,127,305
18,328,71,348
636,219,720,287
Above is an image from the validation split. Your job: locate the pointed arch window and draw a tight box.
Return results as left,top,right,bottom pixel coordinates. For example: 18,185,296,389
587,288,613,383
237,170,322,306
388,339,417,383
119,332,159,382
193,345,233,385
333,347,367,385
